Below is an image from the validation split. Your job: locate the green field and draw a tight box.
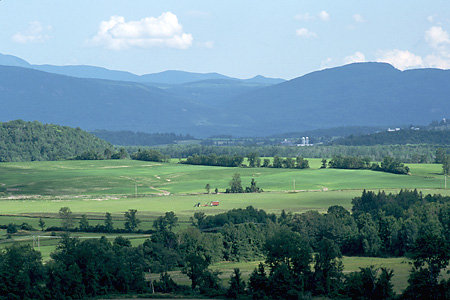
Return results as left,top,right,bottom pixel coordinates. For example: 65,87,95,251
0,159,448,222
0,159,448,223
1,158,449,295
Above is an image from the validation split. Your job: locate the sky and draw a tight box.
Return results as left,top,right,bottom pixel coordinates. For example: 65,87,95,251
1,0,450,80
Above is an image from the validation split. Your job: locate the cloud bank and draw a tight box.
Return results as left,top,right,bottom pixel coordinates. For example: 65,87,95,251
12,21,52,44
87,12,193,50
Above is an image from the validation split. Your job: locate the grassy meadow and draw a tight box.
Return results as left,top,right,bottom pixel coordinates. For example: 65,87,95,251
0,158,448,223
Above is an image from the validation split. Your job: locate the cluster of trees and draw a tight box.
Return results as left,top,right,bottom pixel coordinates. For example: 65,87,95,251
270,155,309,169
19,207,148,234
0,236,149,299
0,120,113,162
71,147,128,160
328,155,410,174
179,152,309,169
90,130,195,146
130,149,170,162
180,153,244,167
225,173,263,193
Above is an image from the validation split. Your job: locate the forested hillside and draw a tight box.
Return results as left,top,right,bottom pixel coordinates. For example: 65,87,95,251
0,120,112,162
331,128,450,146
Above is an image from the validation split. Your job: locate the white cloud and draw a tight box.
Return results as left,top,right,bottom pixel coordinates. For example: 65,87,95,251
295,13,315,22
318,11,330,21
344,52,366,64
296,11,329,22
87,12,193,50
296,28,317,38
352,14,365,23
320,57,334,69
376,49,424,70
424,54,450,69
427,15,435,23
423,26,450,68
12,21,52,43
425,26,450,49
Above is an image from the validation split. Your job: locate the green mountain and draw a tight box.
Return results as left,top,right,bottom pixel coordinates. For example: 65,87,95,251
228,63,450,135
0,120,112,162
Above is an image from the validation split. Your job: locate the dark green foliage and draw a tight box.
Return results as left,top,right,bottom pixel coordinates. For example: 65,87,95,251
58,206,74,231
182,253,211,290
141,230,181,273
248,263,269,299
329,155,371,169
153,211,178,232
245,178,263,193
124,209,141,232
153,142,445,163
247,152,259,168
47,235,147,298
329,155,409,174
192,205,276,230
72,149,104,160
153,272,179,293
6,223,17,234
78,214,90,231
380,156,410,174
181,153,244,167
228,173,244,193
227,268,246,299
332,127,450,146
104,212,114,233
264,226,313,294
130,148,170,162
0,119,112,162
313,238,344,296
38,217,46,231
221,222,266,261
0,244,46,300
111,147,128,159
343,266,395,300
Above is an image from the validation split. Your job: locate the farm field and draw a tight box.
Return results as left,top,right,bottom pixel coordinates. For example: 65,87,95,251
0,159,448,224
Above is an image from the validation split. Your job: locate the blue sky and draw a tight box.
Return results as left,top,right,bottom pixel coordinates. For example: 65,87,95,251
1,1,449,79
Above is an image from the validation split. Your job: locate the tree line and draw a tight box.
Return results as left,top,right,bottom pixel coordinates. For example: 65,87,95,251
327,155,410,174
142,143,449,164
179,152,309,169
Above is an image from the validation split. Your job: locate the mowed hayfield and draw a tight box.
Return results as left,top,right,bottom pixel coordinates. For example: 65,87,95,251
0,159,448,222
0,159,446,218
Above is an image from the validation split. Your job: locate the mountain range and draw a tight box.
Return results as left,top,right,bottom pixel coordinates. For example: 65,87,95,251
0,53,285,85
1,53,449,137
